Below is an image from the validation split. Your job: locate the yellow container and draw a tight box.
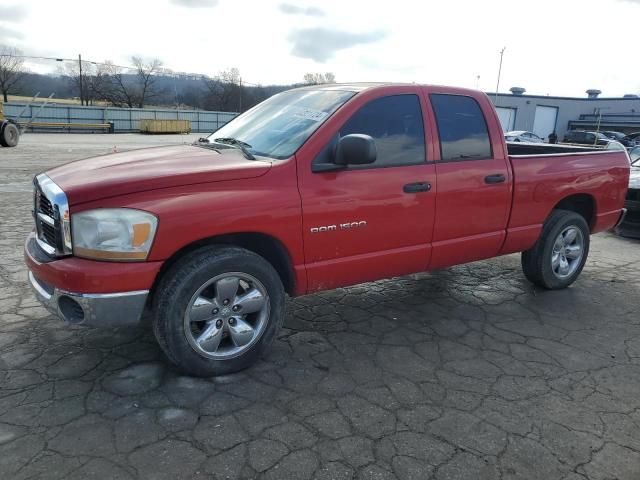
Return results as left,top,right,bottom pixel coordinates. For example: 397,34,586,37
139,119,191,134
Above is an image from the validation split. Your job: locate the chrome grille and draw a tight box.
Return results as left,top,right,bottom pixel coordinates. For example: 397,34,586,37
41,222,57,246
39,194,54,218
33,175,72,256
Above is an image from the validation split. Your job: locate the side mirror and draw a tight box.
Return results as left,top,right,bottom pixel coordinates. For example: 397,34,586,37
335,134,377,166
311,134,377,173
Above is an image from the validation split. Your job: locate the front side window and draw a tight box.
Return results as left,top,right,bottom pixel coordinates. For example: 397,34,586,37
339,94,426,168
208,89,355,159
430,94,492,161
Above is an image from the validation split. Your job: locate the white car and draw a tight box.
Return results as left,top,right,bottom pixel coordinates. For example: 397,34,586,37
505,131,545,143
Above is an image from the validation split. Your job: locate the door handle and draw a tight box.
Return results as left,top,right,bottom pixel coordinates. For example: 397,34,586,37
403,182,432,193
484,174,506,184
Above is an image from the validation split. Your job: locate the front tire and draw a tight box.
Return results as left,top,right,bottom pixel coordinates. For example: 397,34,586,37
153,246,285,377
1,123,19,147
521,209,590,289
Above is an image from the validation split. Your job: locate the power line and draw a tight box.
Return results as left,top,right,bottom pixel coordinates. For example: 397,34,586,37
0,54,69,62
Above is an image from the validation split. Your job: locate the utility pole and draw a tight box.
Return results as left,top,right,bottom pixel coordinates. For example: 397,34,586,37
174,77,179,109
238,77,242,112
475,75,480,90
78,54,84,106
494,47,506,104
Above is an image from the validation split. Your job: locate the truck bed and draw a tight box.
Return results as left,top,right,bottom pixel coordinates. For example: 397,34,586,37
507,141,606,156
500,146,630,255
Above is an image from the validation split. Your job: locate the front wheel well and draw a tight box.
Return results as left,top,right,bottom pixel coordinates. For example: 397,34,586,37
150,233,296,299
552,194,596,231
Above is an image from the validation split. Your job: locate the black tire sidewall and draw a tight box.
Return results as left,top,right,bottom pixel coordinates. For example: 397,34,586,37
538,211,590,289
154,247,285,377
2,124,18,147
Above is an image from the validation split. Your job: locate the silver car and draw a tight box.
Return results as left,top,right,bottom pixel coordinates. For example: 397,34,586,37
505,131,545,143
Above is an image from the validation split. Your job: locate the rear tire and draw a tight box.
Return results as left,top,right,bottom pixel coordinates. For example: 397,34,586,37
1,123,19,147
152,246,285,377
521,209,590,289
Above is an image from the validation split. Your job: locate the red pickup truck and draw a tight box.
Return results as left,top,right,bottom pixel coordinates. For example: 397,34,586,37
25,84,630,376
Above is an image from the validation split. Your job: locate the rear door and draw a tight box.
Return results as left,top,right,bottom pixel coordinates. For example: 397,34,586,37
426,91,512,269
298,88,437,291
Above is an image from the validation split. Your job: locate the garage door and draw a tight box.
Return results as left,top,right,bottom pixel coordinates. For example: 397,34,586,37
532,106,558,140
495,107,516,131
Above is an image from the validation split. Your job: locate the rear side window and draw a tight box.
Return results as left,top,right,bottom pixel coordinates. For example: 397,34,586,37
430,94,492,161
340,94,426,168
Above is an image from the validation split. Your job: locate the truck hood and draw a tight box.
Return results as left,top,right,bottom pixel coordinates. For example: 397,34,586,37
46,145,272,205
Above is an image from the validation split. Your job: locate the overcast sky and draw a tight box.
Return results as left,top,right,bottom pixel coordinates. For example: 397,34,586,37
1,0,639,97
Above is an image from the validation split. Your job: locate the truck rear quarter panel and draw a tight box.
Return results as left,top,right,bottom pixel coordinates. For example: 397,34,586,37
501,150,630,254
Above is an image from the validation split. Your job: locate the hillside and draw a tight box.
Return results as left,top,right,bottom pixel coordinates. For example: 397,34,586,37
10,72,297,112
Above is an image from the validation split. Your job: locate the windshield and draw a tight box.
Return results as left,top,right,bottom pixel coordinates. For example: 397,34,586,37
207,89,355,159
630,147,640,165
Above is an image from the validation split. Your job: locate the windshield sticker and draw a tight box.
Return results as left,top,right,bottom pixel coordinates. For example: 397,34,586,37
292,108,329,122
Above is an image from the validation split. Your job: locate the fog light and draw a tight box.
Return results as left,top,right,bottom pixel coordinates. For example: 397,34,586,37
58,296,85,324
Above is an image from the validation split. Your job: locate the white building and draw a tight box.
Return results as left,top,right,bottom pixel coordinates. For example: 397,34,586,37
489,87,640,140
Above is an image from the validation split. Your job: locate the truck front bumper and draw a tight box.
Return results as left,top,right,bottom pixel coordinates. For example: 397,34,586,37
25,232,162,327
28,271,149,326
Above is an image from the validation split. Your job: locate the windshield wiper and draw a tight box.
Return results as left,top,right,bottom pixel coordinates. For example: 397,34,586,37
213,137,256,160
193,137,221,153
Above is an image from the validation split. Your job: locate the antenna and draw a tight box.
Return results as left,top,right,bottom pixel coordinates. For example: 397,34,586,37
494,47,506,104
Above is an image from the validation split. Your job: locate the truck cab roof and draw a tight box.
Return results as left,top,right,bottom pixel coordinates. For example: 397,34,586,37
292,82,481,96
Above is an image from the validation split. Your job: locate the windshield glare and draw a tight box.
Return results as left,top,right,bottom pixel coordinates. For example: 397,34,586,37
208,89,355,159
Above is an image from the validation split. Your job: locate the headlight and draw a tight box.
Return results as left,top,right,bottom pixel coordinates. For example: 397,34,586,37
72,209,158,261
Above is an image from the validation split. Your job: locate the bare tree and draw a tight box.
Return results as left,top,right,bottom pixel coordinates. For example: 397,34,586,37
133,57,163,108
303,72,336,85
68,57,165,109
0,45,26,102
203,68,242,111
91,62,137,108
63,60,102,106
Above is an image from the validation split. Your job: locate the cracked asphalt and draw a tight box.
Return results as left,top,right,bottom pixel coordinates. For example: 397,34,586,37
2,133,640,480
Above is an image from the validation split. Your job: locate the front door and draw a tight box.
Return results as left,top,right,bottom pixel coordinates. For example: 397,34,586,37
427,91,512,269
297,89,437,292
